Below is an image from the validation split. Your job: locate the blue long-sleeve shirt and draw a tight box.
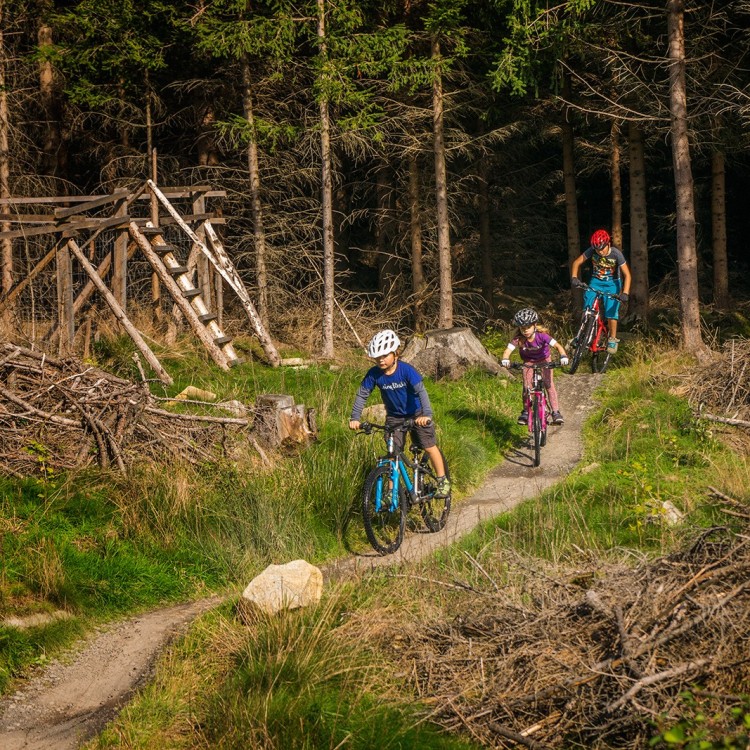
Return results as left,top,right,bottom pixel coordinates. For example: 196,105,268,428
350,360,433,420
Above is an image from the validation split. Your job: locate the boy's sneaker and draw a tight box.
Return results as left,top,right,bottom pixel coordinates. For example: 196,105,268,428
607,337,620,353
551,411,564,425
517,410,528,425
435,476,451,498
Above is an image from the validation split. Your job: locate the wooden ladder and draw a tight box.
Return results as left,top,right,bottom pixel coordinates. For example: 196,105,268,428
128,224,241,370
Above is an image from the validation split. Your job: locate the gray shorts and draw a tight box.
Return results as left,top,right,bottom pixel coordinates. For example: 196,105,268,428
385,414,437,453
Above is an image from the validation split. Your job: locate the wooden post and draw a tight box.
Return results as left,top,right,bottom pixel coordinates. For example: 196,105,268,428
193,194,211,309
111,197,128,310
214,268,223,328
67,239,173,385
56,241,74,354
149,156,162,324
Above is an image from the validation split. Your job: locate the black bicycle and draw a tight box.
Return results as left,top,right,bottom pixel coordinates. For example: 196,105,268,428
569,282,623,374
357,420,451,555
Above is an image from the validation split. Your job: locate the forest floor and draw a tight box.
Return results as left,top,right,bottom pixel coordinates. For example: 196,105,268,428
0,373,602,750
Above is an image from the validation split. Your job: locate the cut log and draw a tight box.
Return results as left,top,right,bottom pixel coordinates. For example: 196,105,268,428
254,394,318,449
401,326,505,381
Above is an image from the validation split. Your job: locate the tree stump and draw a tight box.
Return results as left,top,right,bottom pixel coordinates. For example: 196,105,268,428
401,327,505,381
254,394,318,449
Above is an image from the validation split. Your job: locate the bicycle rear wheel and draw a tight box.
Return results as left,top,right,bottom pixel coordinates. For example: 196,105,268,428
419,450,451,532
362,465,405,555
569,315,595,374
532,395,542,467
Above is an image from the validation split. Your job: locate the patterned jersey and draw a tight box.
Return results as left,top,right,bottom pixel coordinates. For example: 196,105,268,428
583,245,628,281
508,331,557,363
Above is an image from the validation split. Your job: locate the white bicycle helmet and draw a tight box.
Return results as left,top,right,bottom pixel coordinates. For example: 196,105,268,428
512,308,539,327
367,329,401,358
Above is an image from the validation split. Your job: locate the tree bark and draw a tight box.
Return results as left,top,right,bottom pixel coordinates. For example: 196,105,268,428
561,73,581,310
478,157,494,313
376,162,398,293
711,147,729,310
628,122,649,320
0,0,12,325
38,20,67,180
610,122,623,248
667,0,704,352
432,36,453,329
318,0,335,358
241,56,270,332
408,154,425,332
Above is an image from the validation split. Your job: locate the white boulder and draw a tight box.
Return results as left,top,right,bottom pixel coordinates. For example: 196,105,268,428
241,559,323,616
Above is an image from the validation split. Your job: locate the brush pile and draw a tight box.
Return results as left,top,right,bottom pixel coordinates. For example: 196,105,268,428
684,338,750,424
0,343,253,477
394,522,750,748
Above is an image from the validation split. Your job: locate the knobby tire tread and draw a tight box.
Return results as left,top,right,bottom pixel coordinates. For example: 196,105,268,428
420,449,451,532
532,395,542,467
569,314,597,375
362,464,405,555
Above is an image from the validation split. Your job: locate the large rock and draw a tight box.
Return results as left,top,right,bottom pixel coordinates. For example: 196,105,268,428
240,559,323,616
401,327,505,381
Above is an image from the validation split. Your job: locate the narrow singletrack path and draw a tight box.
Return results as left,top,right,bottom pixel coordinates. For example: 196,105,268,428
0,373,601,749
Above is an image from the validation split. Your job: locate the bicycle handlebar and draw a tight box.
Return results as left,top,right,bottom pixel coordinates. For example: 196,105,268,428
358,418,431,435
508,362,562,370
575,281,623,302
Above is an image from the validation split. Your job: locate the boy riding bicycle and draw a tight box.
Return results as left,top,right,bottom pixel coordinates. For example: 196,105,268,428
348,329,451,498
501,308,568,425
570,229,632,353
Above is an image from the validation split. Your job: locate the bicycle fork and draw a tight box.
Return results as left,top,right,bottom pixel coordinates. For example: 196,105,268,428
375,458,414,511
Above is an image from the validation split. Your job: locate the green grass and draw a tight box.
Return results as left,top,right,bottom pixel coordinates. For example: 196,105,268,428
0,336,520,694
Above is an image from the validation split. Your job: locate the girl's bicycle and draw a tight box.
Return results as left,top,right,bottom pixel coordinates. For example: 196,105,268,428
568,282,622,374
357,420,451,555
510,362,561,467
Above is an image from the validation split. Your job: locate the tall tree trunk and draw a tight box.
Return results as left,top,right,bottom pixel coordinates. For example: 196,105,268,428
376,162,398,293
711,147,729,310
38,21,67,180
408,154,425,332
432,36,452,329
628,122,649,320
667,0,704,352
610,122,623,248
478,157,493,312
561,73,581,310
242,57,270,332
0,0,13,325
317,0,335,358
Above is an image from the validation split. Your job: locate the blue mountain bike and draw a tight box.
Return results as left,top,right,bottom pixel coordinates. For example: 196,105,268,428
358,420,451,555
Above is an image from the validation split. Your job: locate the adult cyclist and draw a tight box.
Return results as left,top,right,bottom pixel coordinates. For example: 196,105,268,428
570,229,632,354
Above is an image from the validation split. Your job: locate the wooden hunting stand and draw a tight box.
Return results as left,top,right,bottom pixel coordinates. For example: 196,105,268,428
0,181,280,383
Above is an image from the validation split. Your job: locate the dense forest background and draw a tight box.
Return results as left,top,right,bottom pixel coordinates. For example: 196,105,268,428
1,0,749,355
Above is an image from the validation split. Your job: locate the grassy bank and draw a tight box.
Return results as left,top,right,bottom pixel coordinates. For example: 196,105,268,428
1,337,520,692
78,348,750,748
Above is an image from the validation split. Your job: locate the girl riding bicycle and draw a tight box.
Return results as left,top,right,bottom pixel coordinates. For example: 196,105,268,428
501,308,569,425
349,329,451,498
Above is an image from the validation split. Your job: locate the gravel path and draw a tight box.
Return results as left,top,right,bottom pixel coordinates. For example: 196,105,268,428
0,373,601,749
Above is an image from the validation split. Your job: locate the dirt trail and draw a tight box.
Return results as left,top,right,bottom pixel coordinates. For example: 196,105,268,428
0,373,601,750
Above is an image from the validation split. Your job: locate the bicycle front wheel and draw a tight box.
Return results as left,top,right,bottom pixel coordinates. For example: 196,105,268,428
362,465,405,555
591,350,612,373
532,395,542,467
419,450,451,532
569,315,596,375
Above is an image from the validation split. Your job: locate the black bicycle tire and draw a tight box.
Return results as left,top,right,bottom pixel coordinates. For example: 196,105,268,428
592,350,612,374
569,315,596,374
532,395,542,467
362,464,405,555
419,449,452,532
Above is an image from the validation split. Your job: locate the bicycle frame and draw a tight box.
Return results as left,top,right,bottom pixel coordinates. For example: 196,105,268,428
357,420,451,554
510,362,559,466
569,282,622,374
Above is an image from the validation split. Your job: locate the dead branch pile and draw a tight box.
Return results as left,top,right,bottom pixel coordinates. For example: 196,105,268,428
0,344,252,477
393,524,750,749
681,338,750,427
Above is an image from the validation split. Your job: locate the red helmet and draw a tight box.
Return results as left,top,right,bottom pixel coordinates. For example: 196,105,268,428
590,229,610,250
